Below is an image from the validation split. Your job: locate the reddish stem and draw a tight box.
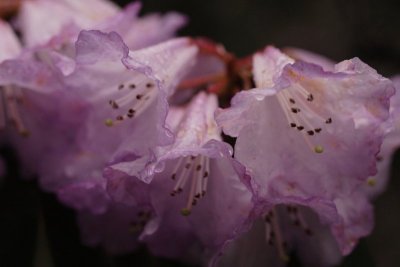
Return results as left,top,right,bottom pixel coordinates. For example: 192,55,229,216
0,0,20,18
178,73,226,90
192,37,235,64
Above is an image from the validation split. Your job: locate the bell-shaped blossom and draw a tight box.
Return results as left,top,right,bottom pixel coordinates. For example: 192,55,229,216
16,0,186,52
1,30,197,219
216,46,394,255
105,92,253,264
66,30,198,157
16,0,119,47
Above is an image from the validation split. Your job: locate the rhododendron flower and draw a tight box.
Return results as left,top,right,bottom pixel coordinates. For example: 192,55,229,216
106,92,253,263
216,46,394,255
16,0,119,47
17,0,186,52
66,30,198,156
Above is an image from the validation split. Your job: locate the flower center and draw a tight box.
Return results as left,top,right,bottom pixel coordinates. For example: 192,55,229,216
276,84,332,153
105,78,157,126
0,85,29,136
169,155,210,216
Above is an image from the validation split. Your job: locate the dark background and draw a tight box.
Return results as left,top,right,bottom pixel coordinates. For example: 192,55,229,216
1,0,400,266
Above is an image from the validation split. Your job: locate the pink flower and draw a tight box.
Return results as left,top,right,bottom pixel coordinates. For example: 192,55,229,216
16,1,186,51
105,92,253,263
216,46,394,255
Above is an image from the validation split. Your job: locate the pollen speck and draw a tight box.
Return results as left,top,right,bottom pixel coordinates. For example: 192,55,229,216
180,208,191,216
104,119,113,127
314,145,324,153
367,177,376,187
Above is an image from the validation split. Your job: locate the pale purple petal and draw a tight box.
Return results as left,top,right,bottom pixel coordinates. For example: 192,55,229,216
283,47,335,71
106,93,254,263
0,20,21,62
16,0,118,47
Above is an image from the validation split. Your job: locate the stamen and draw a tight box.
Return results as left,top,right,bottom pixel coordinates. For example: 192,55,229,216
276,85,332,154
106,76,158,125
264,209,289,262
0,86,29,136
286,205,313,236
170,155,211,215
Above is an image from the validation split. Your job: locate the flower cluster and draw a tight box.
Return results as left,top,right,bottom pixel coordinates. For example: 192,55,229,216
0,1,399,266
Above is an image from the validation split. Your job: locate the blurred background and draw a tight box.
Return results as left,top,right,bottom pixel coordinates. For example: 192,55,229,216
1,0,400,266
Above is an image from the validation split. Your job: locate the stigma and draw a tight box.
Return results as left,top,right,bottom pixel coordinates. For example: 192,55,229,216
169,155,210,216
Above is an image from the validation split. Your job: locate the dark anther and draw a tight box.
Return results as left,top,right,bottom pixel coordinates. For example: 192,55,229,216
315,128,322,133
185,163,191,169
146,83,154,88
291,108,299,113
290,123,296,128
171,174,176,180
116,115,124,121
307,130,314,136
129,84,136,89
325,118,332,124
136,94,143,100
196,165,202,171
297,126,304,131
307,94,314,101
203,171,209,178
109,100,119,109
289,98,295,104
118,84,124,90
